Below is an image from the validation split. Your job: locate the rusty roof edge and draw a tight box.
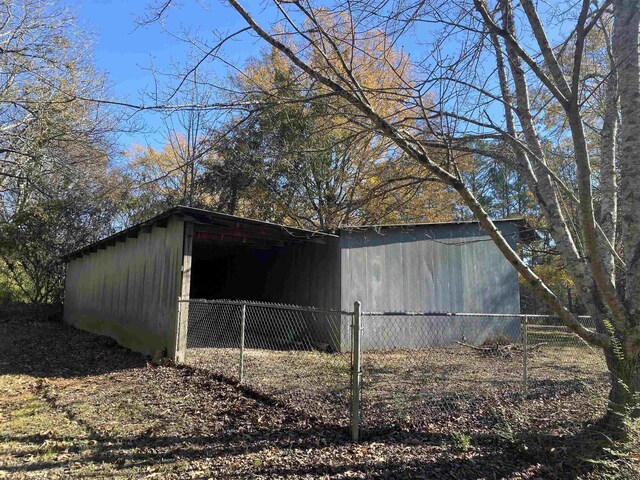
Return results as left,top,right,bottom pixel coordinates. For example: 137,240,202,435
177,206,337,238
62,210,539,262
60,206,339,263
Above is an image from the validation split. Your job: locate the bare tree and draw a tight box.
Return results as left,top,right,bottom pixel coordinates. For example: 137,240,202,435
0,0,124,303
143,0,640,426
161,69,215,207
0,0,119,191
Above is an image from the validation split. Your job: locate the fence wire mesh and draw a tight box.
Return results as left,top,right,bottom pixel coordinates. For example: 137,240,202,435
183,299,353,426
358,312,609,435
358,312,523,433
525,315,609,406
181,299,610,437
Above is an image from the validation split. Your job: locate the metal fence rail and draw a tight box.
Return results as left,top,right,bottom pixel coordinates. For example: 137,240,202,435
179,299,610,441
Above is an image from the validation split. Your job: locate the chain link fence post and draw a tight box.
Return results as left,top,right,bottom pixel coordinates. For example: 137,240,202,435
522,314,528,396
175,297,189,364
175,297,182,362
351,301,362,442
239,303,246,383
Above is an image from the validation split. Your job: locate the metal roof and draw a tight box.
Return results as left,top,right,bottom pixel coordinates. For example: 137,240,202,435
63,207,536,262
62,206,337,262
337,217,537,243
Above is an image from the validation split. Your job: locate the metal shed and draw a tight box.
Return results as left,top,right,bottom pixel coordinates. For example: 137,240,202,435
338,221,525,313
62,206,530,358
338,221,527,350
63,206,339,359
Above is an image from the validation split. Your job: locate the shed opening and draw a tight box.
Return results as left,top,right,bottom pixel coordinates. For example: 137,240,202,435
187,223,339,309
191,235,283,301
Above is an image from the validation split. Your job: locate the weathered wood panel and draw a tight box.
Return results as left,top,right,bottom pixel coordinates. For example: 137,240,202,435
63,217,185,357
175,222,194,363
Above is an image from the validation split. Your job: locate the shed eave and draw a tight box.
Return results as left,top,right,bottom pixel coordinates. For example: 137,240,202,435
61,205,338,262
336,217,538,243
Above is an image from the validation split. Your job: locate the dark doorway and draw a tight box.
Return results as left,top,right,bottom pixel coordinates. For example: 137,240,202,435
190,239,285,301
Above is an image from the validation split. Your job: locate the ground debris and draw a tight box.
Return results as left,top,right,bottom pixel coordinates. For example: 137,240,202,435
454,340,547,357
0,317,636,479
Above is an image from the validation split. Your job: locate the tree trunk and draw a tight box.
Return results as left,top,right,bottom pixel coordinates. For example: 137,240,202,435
598,72,618,284
604,350,640,436
596,0,640,432
615,0,640,316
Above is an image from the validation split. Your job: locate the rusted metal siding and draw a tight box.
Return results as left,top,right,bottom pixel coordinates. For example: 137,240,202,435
63,217,185,356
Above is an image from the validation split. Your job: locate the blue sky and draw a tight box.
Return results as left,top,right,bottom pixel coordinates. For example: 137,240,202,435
65,1,441,151
65,0,267,150
64,1,518,153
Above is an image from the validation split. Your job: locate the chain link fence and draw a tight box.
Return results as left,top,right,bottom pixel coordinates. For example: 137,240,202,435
358,312,522,433
524,315,609,411
357,312,609,435
182,298,353,426
180,299,610,440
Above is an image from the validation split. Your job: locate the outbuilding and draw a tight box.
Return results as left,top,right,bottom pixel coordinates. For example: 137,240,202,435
63,206,530,358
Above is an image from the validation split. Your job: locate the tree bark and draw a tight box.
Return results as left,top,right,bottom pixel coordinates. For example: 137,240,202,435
615,0,640,325
603,0,640,429
604,351,640,436
493,0,608,325
598,70,618,284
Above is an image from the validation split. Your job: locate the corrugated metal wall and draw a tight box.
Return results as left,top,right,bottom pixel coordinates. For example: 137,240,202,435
339,223,521,350
262,239,341,310
63,214,523,355
340,223,521,313
63,217,185,356
262,239,342,349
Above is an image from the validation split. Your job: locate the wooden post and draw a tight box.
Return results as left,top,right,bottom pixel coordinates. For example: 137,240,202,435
175,221,193,363
522,314,528,396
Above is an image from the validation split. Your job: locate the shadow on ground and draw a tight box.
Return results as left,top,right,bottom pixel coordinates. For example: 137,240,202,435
0,319,146,378
0,318,636,479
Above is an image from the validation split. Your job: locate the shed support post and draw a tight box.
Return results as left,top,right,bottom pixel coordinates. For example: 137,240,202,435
351,301,362,442
522,315,528,396
175,221,193,363
239,303,246,383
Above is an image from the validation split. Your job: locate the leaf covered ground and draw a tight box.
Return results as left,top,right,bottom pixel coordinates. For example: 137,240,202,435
1,318,638,479
186,335,609,438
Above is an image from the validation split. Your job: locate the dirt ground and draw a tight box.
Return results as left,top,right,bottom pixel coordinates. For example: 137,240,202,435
186,339,610,435
1,318,638,479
